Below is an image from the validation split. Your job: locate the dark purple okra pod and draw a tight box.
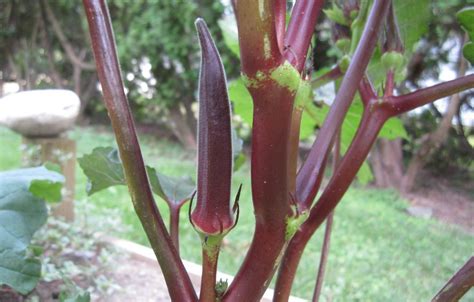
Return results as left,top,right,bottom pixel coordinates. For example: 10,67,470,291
191,19,234,236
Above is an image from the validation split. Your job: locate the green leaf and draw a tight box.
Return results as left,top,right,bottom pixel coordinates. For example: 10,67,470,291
0,167,63,294
357,161,374,185
380,117,408,140
462,42,474,64
78,147,125,195
218,17,240,58
300,102,330,140
228,78,253,127
60,291,91,302
457,7,474,64
29,179,63,203
367,0,431,87
147,167,195,206
457,7,474,40
324,5,349,26
393,0,431,54
78,147,196,207
232,128,246,171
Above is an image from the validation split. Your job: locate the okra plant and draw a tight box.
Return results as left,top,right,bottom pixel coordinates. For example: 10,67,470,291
80,0,474,301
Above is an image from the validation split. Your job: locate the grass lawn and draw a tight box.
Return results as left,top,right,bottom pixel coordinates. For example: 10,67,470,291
1,126,473,301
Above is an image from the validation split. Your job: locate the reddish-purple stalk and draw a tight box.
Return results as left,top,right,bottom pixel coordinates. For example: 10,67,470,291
295,0,392,211
168,204,182,252
284,0,325,72
312,131,340,302
274,0,287,53
223,1,326,300
432,257,474,302
82,1,196,300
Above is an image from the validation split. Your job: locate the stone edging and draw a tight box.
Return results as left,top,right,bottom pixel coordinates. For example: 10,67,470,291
102,236,307,302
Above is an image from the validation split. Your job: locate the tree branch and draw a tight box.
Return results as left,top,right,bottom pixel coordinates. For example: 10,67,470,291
45,0,96,71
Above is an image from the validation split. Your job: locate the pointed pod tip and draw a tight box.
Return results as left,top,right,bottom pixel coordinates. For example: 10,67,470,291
195,18,207,33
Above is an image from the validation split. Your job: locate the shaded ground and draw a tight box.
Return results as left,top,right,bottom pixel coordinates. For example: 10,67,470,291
405,171,474,234
102,257,171,302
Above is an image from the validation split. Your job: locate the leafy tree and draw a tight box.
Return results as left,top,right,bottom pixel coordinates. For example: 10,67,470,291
0,0,98,113
108,0,237,147
0,1,233,147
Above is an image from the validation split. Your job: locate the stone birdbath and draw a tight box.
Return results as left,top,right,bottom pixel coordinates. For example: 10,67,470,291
0,89,80,221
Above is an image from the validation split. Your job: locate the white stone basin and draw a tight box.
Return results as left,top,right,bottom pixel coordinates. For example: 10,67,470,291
0,89,80,137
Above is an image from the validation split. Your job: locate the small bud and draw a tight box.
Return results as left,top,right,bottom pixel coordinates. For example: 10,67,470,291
191,18,235,236
381,51,405,74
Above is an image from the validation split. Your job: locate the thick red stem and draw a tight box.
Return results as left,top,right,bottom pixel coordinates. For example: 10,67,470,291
284,0,325,72
224,2,296,300
296,0,391,209
224,81,295,301
234,0,281,75
82,1,196,300
289,107,304,193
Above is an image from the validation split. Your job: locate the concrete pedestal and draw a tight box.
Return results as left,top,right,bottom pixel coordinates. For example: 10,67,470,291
22,136,76,221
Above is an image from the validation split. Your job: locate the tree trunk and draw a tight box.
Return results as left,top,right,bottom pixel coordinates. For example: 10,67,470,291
371,138,404,188
400,36,467,193
168,105,197,149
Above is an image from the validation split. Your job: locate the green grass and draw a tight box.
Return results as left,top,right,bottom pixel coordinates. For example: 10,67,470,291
1,126,473,301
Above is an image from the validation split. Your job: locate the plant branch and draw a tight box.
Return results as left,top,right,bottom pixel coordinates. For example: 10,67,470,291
312,131,340,302
169,205,181,253
275,68,474,298
312,212,334,302
387,74,474,115
296,0,391,209
275,107,387,301
359,75,377,106
199,236,224,302
432,257,474,302
274,0,287,53
82,1,196,300
311,65,343,89
284,0,325,72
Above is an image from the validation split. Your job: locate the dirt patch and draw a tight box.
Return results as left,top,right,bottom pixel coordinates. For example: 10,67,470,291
405,172,474,234
100,256,172,301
